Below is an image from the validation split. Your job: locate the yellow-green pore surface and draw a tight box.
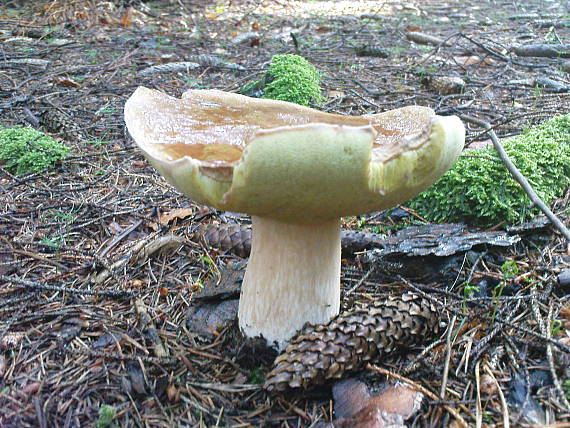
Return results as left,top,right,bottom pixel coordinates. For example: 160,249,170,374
124,87,464,223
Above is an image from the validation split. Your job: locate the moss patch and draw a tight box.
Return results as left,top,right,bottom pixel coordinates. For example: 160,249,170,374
0,126,69,174
409,114,570,226
262,54,324,106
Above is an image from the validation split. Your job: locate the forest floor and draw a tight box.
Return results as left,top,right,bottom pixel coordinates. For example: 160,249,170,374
1,0,570,426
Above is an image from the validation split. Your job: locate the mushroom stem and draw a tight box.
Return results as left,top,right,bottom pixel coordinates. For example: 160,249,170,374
238,216,341,349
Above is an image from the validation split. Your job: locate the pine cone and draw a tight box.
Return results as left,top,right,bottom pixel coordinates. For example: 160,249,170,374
41,109,83,140
196,224,384,257
264,292,441,393
197,224,251,258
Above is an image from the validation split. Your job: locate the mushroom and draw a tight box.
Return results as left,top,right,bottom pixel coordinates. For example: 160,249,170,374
124,87,465,349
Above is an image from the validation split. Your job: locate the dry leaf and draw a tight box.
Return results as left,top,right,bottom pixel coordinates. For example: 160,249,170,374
146,221,159,231
559,305,570,321
120,8,132,27
480,373,498,395
166,384,180,402
453,55,495,66
330,379,423,428
328,90,345,98
56,77,81,88
130,279,144,289
315,26,332,34
21,382,42,395
159,208,194,225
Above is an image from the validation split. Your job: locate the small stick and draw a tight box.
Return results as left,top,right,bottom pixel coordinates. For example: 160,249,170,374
440,315,456,399
545,303,570,410
460,114,570,242
98,218,146,258
0,274,134,297
483,365,510,428
474,361,482,428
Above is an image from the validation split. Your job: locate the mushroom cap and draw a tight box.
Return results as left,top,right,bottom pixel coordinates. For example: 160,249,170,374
125,86,464,223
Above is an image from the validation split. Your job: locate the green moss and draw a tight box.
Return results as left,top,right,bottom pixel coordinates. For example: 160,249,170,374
0,126,69,174
409,114,570,226
262,54,324,106
96,404,117,428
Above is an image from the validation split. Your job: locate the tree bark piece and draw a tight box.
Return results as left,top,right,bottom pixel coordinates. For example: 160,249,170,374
196,223,520,259
512,44,570,58
264,292,441,393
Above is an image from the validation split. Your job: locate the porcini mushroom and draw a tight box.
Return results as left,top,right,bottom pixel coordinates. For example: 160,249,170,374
124,87,465,349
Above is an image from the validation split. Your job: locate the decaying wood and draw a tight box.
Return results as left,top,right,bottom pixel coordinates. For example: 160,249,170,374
196,223,521,259
92,234,187,283
193,261,244,300
264,292,441,393
365,223,520,259
137,61,200,76
512,44,570,58
533,77,570,92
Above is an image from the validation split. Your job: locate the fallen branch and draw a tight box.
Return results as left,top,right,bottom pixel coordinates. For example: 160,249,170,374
0,274,135,297
512,43,570,58
405,31,452,47
459,114,570,242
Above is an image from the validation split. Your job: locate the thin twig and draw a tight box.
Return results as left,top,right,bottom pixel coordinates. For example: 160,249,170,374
483,364,510,428
440,315,456,399
459,114,570,242
545,303,570,410
475,360,482,428
0,274,135,297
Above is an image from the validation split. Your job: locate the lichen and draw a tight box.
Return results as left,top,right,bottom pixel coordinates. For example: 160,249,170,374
409,114,570,226
262,54,324,106
0,126,69,174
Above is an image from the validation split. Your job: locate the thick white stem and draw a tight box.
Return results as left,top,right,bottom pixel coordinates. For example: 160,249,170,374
238,216,341,349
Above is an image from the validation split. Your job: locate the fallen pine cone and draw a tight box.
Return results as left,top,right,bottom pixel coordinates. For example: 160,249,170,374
264,292,442,393
196,223,252,258
195,223,383,257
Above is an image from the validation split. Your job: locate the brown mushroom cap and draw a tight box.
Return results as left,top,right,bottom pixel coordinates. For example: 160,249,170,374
125,86,464,223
